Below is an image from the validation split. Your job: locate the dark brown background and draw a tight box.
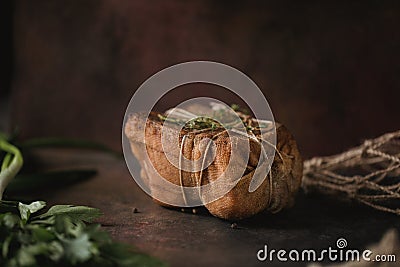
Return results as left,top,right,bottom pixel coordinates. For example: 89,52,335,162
1,2,400,266
1,0,400,158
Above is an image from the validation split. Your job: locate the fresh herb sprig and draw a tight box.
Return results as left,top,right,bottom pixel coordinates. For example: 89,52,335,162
0,137,166,267
157,104,269,133
158,114,223,131
0,201,164,267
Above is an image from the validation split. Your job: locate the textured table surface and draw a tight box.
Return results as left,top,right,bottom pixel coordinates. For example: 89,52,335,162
20,150,400,267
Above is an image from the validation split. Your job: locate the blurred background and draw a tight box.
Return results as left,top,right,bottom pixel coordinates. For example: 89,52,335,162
1,0,399,158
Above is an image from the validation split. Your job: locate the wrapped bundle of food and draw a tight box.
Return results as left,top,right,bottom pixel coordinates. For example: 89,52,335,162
124,105,302,220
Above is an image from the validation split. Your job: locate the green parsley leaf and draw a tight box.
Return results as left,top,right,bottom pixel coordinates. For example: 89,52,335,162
61,233,95,264
2,213,20,228
18,201,46,222
36,205,102,223
2,233,13,258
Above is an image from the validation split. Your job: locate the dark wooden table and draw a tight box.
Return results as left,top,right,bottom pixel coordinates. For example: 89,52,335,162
20,149,400,267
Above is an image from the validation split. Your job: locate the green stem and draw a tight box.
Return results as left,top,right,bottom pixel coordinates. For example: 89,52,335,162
1,153,12,171
0,139,23,200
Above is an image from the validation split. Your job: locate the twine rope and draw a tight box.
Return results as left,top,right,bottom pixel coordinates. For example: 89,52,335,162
302,130,400,215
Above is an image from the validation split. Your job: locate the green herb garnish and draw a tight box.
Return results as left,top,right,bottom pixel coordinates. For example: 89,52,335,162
0,136,166,267
157,104,266,133
0,201,164,267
